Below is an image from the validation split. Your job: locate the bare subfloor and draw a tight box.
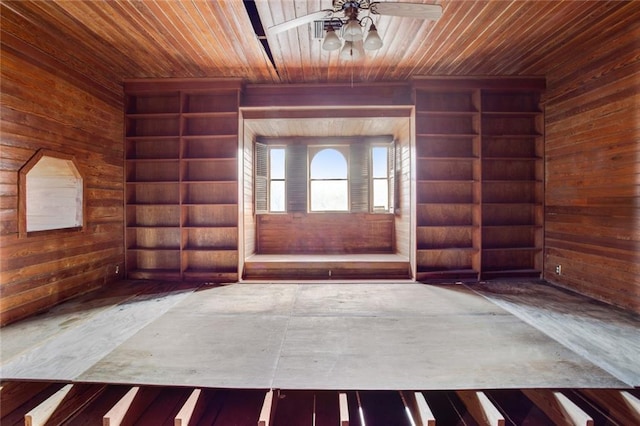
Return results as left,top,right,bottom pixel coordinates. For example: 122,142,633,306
1,281,638,390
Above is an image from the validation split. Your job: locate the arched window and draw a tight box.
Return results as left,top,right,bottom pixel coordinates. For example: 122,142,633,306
309,148,349,211
19,150,84,236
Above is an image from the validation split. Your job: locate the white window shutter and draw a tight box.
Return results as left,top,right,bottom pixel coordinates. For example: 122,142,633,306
390,140,397,213
286,144,307,212
350,140,369,212
255,142,268,213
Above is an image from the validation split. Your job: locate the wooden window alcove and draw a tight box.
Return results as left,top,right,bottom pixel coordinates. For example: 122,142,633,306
253,137,398,255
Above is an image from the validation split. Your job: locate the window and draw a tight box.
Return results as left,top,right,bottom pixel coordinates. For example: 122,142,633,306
255,138,395,214
372,145,391,212
269,148,286,212
255,143,287,213
19,150,84,236
309,147,349,212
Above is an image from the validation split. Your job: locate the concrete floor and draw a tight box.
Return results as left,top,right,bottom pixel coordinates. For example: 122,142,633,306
1,281,637,390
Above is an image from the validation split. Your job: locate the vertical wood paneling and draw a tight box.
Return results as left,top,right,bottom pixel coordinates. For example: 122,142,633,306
394,119,412,264
256,1,633,84
1,0,277,84
544,10,640,313
1,1,634,86
242,121,257,259
0,6,124,325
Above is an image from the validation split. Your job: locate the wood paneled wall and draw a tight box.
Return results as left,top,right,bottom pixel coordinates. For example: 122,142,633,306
394,119,413,267
242,118,257,261
2,0,637,322
544,14,639,313
256,213,395,254
0,5,124,325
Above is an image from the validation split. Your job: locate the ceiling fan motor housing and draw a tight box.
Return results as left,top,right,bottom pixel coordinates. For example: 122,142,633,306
333,0,372,13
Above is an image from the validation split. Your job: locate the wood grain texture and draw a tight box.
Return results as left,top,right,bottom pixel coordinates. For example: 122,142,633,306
522,390,594,426
0,5,124,326
123,81,241,283
543,4,640,313
174,389,203,426
24,384,74,426
580,389,640,426
241,120,256,272
3,383,637,425
0,381,52,418
256,213,395,254
255,1,635,83
35,384,107,425
102,386,141,426
394,117,412,266
1,1,635,85
1,0,638,323
400,391,436,426
0,383,66,426
1,1,277,85
456,391,505,426
243,253,411,280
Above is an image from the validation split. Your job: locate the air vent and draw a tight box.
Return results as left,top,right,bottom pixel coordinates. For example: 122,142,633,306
313,20,344,39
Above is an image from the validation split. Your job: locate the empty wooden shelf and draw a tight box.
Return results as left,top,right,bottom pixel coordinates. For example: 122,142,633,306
413,79,544,281
124,80,242,282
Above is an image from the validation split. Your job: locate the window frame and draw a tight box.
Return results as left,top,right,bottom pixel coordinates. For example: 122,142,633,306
268,146,286,212
254,137,395,215
370,142,394,213
308,145,350,213
18,149,86,238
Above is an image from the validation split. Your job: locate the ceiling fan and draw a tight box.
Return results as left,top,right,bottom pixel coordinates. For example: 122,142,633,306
268,0,442,34
267,0,442,58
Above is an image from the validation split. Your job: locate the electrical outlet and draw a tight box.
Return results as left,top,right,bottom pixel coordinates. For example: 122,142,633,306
115,265,120,275
555,265,562,275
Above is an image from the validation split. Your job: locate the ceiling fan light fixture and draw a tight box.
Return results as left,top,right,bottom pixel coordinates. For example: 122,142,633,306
339,41,352,60
342,19,363,42
322,26,342,51
363,23,383,50
340,40,364,60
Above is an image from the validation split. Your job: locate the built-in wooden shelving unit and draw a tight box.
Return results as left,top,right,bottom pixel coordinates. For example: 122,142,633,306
123,78,542,283
413,78,544,281
124,80,241,282
480,90,544,279
414,89,481,281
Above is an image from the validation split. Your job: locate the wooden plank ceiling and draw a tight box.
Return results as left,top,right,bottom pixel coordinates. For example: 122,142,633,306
2,0,632,84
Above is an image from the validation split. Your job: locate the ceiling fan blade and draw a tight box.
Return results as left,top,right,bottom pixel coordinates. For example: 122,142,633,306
268,10,332,35
371,2,443,20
